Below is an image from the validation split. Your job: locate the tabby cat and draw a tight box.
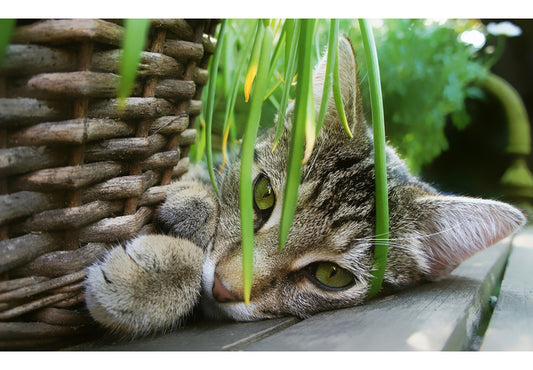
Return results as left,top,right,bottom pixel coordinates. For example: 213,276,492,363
85,37,526,335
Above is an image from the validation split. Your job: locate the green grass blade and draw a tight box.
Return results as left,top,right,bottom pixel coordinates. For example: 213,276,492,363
358,19,389,299
272,19,300,152
0,19,16,67
220,20,258,172
267,19,287,80
118,19,150,108
279,19,316,250
191,116,206,163
332,36,353,139
244,22,265,102
240,24,274,306
204,19,228,195
315,19,339,135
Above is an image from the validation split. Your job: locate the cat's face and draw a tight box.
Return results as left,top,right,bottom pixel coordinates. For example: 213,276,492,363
199,37,526,321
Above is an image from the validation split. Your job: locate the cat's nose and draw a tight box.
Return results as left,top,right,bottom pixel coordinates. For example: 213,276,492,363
212,274,240,302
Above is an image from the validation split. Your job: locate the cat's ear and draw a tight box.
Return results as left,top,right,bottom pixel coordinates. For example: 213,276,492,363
412,196,526,279
312,36,360,137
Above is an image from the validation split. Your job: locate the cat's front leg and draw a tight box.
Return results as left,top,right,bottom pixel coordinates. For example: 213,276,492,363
85,235,203,336
155,173,219,249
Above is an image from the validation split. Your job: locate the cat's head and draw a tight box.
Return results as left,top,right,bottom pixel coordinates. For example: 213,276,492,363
200,37,526,321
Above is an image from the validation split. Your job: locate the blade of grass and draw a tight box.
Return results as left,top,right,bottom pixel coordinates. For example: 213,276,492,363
191,117,206,163
332,37,353,139
0,19,16,67
204,19,227,195
358,19,389,299
118,19,150,109
279,19,316,249
220,20,259,172
272,19,300,152
240,24,274,306
244,23,265,103
266,19,287,81
315,19,339,135
302,73,317,164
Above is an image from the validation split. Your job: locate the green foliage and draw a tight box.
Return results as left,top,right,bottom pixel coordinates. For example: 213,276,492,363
198,19,493,174
359,19,389,299
118,19,150,107
279,19,316,249
239,23,274,305
0,19,16,67
364,19,488,172
204,19,227,195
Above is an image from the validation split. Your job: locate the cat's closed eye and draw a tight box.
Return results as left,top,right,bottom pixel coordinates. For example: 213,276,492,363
303,262,357,290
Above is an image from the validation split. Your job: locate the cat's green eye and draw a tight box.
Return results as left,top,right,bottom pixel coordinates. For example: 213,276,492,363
312,262,355,289
253,175,275,211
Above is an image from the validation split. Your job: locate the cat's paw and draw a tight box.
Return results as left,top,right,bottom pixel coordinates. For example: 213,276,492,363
85,235,203,336
155,180,218,248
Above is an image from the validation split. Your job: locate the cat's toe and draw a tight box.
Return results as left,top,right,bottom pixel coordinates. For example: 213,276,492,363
85,235,203,336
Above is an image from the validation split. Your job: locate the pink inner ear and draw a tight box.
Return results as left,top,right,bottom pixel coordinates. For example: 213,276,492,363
415,196,526,278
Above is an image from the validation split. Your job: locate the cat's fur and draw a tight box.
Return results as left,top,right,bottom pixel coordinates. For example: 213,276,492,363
85,37,526,335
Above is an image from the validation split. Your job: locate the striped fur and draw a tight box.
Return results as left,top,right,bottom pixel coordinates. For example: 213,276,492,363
85,37,526,335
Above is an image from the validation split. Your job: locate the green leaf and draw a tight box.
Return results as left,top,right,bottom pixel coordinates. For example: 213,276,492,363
332,36,353,139
272,19,300,152
244,24,265,102
0,19,16,67
279,19,316,250
204,19,228,196
240,24,274,306
359,19,389,300
220,20,259,172
118,19,150,107
315,19,339,135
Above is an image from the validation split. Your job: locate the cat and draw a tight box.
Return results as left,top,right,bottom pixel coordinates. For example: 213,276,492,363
85,37,527,336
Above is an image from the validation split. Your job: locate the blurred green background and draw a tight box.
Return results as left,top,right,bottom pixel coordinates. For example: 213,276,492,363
423,19,533,201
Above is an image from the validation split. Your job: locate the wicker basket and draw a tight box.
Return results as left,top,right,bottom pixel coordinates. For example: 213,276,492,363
0,19,217,350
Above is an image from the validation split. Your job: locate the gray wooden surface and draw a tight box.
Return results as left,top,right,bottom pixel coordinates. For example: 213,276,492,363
71,226,532,351
481,227,533,350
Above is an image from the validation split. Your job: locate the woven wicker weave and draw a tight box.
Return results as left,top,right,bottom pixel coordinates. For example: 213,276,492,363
0,19,217,349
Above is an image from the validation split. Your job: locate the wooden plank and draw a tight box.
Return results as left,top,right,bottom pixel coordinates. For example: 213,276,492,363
481,226,533,350
0,146,67,176
11,19,123,46
88,97,175,119
154,79,196,100
26,71,119,98
78,207,152,243
162,40,203,60
8,118,135,146
91,50,183,78
11,243,107,278
0,98,67,127
69,317,298,351
0,191,61,225
245,239,512,351
0,44,76,76
152,19,195,41
12,200,123,232
0,233,62,274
